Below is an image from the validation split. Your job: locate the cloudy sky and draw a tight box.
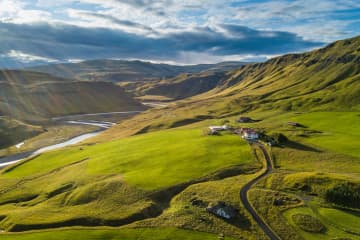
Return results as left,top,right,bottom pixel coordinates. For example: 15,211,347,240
0,0,359,67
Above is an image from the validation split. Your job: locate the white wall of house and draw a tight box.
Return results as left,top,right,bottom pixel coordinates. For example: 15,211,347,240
242,132,259,139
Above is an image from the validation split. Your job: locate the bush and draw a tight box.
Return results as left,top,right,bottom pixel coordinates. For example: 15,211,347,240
271,133,288,144
325,182,360,209
292,214,325,233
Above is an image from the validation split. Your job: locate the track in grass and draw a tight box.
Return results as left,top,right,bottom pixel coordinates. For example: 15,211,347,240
240,143,280,240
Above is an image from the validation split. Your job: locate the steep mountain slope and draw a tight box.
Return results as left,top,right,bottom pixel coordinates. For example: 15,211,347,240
136,71,230,100
28,60,247,82
0,70,146,121
210,35,360,112
95,35,360,140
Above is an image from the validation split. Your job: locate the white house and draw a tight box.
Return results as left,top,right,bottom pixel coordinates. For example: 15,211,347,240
209,125,229,134
242,129,259,140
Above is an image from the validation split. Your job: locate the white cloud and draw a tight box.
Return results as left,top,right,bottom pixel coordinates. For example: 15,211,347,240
0,0,51,23
2,50,58,63
0,0,358,67
176,51,278,65
2,0,358,42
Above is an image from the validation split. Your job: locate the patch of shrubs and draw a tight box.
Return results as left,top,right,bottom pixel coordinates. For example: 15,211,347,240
262,133,288,145
292,214,326,233
325,182,360,209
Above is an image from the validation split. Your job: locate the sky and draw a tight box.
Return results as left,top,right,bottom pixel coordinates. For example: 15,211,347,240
0,0,359,67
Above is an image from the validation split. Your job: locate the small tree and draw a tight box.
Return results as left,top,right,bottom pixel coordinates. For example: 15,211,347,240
271,133,288,144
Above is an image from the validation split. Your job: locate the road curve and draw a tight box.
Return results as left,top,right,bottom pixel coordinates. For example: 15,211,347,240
240,143,281,240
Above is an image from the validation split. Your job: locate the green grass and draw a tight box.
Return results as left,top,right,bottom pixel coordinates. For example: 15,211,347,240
1,36,360,238
318,208,360,234
228,111,360,173
291,214,325,233
0,128,255,231
289,112,360,158
0,227,235,240
283,207,358,240
248,188,304,240
133,173,267,239
4,129,253,190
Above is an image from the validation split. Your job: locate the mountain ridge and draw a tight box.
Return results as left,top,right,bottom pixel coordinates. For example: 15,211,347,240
27,60,248,83
0,70,146,121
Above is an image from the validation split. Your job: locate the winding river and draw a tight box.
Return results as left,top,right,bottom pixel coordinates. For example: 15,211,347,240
0,119,115,169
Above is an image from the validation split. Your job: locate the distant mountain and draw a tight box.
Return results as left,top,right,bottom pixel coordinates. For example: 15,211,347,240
145,35,360,110
0,70,146,121
137,71,230,100
27,60,248,82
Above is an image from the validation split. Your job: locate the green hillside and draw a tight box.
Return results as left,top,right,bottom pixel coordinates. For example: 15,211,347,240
0,70,146,121
0,36,359,240
95,36,360,140
82,36,360,240
0,128,259,237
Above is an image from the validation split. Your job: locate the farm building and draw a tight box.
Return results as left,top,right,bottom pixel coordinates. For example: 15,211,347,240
208,125,229,134
206,202,237,220
241,128,259,140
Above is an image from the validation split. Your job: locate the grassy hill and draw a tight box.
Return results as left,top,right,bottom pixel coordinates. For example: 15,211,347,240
0,128,261,238
0,70,146,121
94,35,360,141
0,36,359,240
29,60,247,83
77,36,360,240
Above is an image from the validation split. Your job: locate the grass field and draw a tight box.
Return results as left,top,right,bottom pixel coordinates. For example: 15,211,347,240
0,128,256,231
133,172,267,239
317,207,360,234
227,111,360,173
3,129,253,190
0,227,235,240
289,112,360,158
283,207,359,240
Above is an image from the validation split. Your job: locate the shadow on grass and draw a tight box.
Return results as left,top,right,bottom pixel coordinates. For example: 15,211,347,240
226,214,252,230
282,140,322,153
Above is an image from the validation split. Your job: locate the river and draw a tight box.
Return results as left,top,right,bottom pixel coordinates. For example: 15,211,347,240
0,120,112,169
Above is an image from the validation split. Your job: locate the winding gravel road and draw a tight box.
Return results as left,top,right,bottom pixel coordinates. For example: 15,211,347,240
240,143,281,240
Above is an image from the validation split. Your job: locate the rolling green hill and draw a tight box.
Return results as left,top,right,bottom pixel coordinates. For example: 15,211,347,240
0,70,146,121
0,128,259,238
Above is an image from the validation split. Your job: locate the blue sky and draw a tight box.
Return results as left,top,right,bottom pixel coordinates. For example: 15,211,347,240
0,0,359,67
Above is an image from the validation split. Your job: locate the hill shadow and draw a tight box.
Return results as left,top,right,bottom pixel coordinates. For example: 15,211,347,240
283,140,322,153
